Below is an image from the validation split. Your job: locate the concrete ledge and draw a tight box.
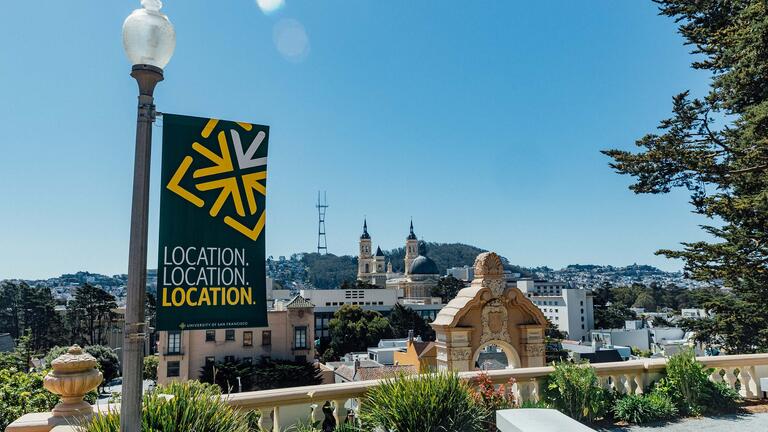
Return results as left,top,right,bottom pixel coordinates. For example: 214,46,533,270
5,412,89,432
496,408,595,432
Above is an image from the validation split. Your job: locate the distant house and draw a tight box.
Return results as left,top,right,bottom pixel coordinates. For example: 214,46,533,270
393,338,436,372
0,333,15,353
333,359,417,383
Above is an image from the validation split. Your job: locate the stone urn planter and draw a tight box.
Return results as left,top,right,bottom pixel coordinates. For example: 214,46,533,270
43,345,103,418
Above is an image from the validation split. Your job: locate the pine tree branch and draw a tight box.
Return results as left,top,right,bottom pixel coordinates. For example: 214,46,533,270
729,164,768,174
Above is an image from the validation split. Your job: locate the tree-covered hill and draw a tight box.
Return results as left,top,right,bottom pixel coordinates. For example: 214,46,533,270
298,243,532,289
300,253,357,289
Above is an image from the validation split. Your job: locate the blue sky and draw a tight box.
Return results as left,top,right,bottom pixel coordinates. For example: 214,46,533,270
0,1,712,279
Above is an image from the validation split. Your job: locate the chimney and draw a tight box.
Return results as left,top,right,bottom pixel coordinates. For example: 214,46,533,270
408,329,414,343
353,358,360,378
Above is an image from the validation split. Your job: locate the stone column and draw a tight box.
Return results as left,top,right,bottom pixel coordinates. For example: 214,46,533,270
435,328,474,372
44,345,104,418
518,325,546,367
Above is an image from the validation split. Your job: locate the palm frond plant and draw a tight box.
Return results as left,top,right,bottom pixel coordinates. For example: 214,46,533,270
83,381,253,432
360,372,487,432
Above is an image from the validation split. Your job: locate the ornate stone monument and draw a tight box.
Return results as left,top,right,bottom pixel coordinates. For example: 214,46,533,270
431,252,547,371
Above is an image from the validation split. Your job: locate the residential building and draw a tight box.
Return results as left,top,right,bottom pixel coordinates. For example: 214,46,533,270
301,287,443,341
156,295,315,385
517,279,594,341
445,266,474,282
328,358,417,383
392,337,436,372
589,321,687,354
367,337,421,365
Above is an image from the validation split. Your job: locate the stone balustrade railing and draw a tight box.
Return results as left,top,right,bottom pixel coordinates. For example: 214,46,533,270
8,353,768,432
225,353,768,431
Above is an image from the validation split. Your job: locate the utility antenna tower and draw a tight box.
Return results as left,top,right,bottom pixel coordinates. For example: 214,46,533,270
316,191,328,254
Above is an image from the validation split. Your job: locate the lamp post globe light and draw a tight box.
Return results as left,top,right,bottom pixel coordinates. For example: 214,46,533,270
121,1,174,431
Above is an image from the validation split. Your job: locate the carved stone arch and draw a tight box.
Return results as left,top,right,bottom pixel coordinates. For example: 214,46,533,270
431,252,546,372
473,339,522,369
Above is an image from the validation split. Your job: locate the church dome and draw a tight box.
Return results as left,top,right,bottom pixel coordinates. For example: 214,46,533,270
410,255,439,275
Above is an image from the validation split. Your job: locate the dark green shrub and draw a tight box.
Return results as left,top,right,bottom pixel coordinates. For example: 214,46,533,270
613,393,678,424
142,355,158,383
543,361,610,423
656,349,740,416
83,381,252,432
709,380,740,413
200,357,323,393
661,349,710,415
360,372,487,432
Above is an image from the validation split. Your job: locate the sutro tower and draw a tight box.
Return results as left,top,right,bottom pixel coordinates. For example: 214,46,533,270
316,191,328,254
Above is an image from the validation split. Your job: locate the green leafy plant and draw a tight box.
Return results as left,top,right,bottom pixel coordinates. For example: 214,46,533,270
654,349,740,416
0,369,59,430
360,372,487,432
543,361,609,423
142,355,158,383
519,400,550,409
709,380,740,413
613,393,678,424
83,381,253,432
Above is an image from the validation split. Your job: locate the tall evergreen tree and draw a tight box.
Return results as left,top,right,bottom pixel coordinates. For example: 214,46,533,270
67,283,117,346
603,1,768,352
388,304,435,341
0,281,63,351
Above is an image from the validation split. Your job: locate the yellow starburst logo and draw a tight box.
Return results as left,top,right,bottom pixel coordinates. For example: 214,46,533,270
166,118,267,241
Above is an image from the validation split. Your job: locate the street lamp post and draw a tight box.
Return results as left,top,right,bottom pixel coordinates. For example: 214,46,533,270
121,1,175,431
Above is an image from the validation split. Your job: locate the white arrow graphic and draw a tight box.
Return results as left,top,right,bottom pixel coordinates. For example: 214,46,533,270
231,129,267,170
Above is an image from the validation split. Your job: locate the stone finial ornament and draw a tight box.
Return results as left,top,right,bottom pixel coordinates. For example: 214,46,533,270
473,252,504,278
43,345,103,417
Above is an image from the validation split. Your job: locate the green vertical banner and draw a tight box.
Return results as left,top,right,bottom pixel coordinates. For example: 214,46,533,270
157,114,269,331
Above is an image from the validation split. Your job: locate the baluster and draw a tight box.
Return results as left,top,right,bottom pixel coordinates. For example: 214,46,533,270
333,399,346,426
310,403,318,423
354,397,362,422
511,381,523,404
623,374,633,394
610,375,621,394
256,408,264,430
741,366,758,398
724,368,738,390
530,379,540,403
272,406,280,432
599,375,610,390
710,368,724,383
634,373,644,395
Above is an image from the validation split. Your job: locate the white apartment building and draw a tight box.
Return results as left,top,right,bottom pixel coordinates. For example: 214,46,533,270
297,288,444,340
445,266,474,282
517,279,594,341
